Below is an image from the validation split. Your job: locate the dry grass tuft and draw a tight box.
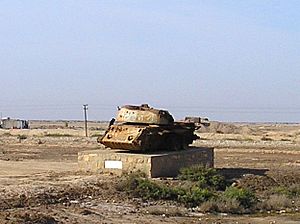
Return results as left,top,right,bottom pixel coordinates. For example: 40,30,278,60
260,194,292,211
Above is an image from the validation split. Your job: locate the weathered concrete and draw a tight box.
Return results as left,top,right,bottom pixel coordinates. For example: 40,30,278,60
78,147,214,178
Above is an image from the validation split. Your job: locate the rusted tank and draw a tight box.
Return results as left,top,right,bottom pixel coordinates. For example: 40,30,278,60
98,104,209,152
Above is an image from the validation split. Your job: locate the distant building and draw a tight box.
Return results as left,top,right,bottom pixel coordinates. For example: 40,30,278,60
0,117,29,129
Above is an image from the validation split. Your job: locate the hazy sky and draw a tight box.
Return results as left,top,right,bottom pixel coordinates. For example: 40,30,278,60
1,1,299,122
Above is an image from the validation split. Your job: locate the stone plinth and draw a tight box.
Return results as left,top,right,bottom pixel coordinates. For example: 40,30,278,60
78,147,214,178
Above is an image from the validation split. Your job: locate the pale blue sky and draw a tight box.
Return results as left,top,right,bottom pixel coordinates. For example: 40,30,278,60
0,1,299,122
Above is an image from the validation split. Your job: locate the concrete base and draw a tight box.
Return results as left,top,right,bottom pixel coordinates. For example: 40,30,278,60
78,147,214,178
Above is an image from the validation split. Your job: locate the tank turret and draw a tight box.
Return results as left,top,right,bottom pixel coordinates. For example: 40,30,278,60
116,104,174,125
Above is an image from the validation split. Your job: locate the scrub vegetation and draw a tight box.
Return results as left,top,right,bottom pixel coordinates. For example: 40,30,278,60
117,166,300,214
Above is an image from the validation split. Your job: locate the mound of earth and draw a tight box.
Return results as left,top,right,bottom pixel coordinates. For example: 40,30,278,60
199,121,252,134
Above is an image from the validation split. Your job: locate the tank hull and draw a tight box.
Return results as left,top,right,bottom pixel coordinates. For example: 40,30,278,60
99,123,199,152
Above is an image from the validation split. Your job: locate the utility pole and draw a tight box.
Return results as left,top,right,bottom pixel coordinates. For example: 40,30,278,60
83,104,88,137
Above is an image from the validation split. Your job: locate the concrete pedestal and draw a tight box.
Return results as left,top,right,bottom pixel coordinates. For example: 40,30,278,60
78,147,214,178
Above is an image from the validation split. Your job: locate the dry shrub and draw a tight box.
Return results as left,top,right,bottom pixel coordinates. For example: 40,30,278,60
90,133,103,137
261,136,273,141
215,198,243,214
44,133,73,137
272,184,300,198
260,194,292,211
197,186,258,214
17,135,27,143
288,184,300,197
199,200,219,213
199,198,245,214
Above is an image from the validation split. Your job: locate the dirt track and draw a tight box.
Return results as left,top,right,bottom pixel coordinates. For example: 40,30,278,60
0,121,300,223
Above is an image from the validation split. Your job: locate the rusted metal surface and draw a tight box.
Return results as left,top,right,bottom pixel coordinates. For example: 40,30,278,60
99,125,146,150
116,104,173,125
98,104,209,152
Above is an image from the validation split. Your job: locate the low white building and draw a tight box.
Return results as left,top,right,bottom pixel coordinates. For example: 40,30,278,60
0,117,29,129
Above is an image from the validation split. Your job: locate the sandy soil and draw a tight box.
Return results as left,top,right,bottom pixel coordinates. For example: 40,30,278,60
0,121,300,223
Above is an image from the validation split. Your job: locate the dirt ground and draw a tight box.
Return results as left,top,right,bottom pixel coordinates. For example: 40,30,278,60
0,121,299,223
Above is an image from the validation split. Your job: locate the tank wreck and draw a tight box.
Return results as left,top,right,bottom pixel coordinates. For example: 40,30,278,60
98,104,209,152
